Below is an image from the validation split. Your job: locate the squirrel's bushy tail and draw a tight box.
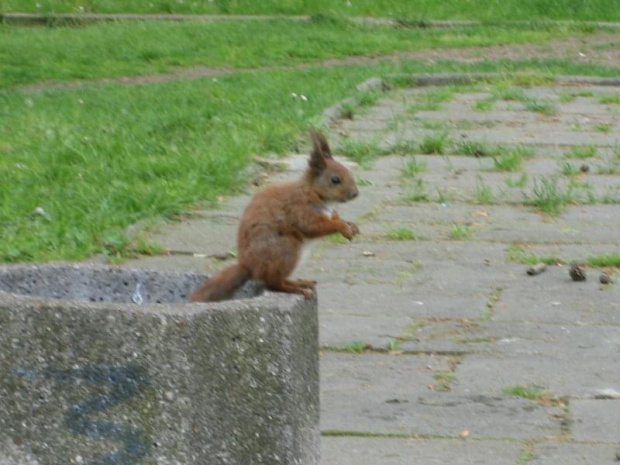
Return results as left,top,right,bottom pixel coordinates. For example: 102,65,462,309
190,264,250,303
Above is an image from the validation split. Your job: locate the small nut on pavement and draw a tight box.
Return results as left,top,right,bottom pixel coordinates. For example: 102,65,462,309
527,263,547,276
569,263,586,282
580,164,590,173
460,430,470,439
600,272,612,285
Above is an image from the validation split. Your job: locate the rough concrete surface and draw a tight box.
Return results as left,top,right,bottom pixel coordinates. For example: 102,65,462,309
0,264,319,465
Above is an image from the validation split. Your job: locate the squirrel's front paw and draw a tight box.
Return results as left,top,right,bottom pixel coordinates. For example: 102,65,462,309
342,221,360,241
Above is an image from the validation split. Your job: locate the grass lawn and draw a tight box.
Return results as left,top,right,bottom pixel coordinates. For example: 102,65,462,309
0,19,583,89
2,58,619,263
4,0,620,21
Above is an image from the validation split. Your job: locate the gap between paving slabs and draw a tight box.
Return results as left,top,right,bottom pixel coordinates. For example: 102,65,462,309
4,12,620,30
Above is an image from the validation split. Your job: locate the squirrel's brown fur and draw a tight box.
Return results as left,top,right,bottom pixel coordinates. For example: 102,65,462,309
190,131,359,302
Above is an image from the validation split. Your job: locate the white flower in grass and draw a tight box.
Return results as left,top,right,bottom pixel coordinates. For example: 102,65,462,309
300,95,308,102
291,92,298,98
33,207,52,221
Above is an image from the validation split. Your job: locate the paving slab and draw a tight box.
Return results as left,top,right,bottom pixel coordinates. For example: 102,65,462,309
496,266,620,324
317,281,489,320
322,437,523,465
147,216,238,255
319,314,414,349
454,351,620,398
530,443,620,464
571,400,620,442
321,352,449,397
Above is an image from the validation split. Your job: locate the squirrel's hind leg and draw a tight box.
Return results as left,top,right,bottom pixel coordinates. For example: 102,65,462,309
292,279,317,288
265,279,315,299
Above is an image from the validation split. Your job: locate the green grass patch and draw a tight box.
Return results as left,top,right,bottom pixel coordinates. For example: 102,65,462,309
565,145,598,159
507,244,562,265
0,21,581,89
505,173,528,188
524,99,557,116
453,141,489,157
593,123,612,133
1,65,394,262
401,156,428,178
561,162,580,176
433,371,456,392
558,90,595,102
493,86,528,101
414,119,448,130
407,102,442,113
449,224,473,240
8,0,620,21
587,254,620,268
386,227,417,241
502,385,549,401
525,176,575,216
599,94,620,104
326,234,349,245
474,97,496,112
491,146,534,172
339,139,381,167
475,180,496,205
419,133,451,154
480,287,502,321
337,341,372,353
422,86,457,104
596,161,620,175
389,139,419,155
401,180,430,203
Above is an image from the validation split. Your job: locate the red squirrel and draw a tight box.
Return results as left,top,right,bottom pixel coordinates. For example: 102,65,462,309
190,131,359,302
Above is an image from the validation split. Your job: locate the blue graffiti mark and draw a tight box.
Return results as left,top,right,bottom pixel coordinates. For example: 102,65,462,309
13,364,151,465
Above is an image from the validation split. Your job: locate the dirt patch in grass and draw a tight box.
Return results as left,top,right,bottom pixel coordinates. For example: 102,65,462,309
14,31,620,93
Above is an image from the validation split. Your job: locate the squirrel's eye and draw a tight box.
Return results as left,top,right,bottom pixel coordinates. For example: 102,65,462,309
331,176,341,185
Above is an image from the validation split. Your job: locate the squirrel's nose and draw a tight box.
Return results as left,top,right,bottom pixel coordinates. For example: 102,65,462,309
349,188,359,200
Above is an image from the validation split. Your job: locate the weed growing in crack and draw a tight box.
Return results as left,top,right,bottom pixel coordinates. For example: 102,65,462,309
474,97,496,112
524,99,557,116
389,139,418,155
506,243,562,265
525,176,575,216
565,145,598,159
587,254,620,268
475,180,496,204
449,224,473,240
338,341,371,354
386,227,417,241
502,385,549,401
419,133,450,155
599,94,620,105
401,156,428,178
339,139,380,167
505,173,528,188
561,162,580,176
402,179,430,203
480,288,503,321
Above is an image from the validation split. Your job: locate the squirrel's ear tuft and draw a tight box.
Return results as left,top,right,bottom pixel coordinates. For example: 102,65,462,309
309,130,331,175
310,130,333,160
